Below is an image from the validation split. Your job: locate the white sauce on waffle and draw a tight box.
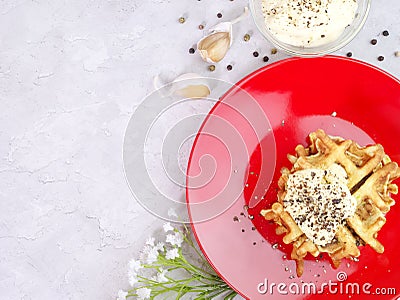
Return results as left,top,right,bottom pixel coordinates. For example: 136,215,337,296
261,0,358,48
283,164,357,246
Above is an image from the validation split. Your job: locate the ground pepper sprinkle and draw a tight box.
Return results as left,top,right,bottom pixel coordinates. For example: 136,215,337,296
283,164,357,246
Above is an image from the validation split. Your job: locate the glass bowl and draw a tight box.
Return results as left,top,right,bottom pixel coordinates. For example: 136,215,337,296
249,0,371,57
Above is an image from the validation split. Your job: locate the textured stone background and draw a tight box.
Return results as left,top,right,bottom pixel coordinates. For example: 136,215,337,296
0,0,399,299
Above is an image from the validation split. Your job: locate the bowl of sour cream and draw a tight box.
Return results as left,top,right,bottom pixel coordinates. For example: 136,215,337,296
250,0,371,56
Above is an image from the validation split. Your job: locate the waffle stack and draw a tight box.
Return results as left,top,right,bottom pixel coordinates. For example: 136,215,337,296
261,129,400,276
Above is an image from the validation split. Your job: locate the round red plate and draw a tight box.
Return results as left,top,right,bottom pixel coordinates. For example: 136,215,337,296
186,56,400,299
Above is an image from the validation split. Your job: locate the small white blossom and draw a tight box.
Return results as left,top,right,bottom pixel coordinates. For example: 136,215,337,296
128,270,138,287
128,259,143,273
146,236,155,247
141,244,152,255
163,222,174,233
137,287,151,299
168,208,178,217
166,234,174,245
155,242,164,252
156,268,168,283
117,289,128,300
174,232,184,247
140,245,152,261
166,248,179,260
146,247,159,264
166,231,183,247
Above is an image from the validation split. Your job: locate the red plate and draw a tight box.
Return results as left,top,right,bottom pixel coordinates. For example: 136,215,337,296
186,56,400,299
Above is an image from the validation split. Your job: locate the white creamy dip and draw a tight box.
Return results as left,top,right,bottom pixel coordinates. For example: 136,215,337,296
283,164,357,246
262,0,358,47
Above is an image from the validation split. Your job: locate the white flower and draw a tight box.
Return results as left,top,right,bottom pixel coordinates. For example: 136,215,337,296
141,244,151,254
117,289,128,300
168,208,178,217
155,242,164,252
174,232,183,247
166,234,174,245
156,268,168,283
139,245,152,261
166,231,183,247
146,236,155,247
163,222,174,233
146,247,159,264
166,248,179,260
128,270,138,287
136,287,151,299
128,259,143,273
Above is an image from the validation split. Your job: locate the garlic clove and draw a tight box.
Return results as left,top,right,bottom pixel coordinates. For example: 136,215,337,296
154,73,211,99
171,73,211,99
174,84,211,99
196,7,249,63
197,31,231,63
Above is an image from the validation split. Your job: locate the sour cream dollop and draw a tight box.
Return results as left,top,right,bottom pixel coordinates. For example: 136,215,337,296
283,164,357,246
262,0,358,47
